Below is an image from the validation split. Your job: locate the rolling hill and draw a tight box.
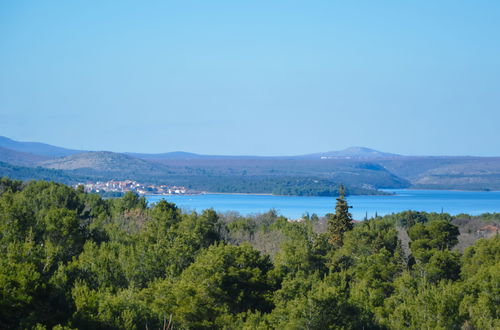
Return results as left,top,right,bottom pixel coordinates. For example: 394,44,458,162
39,151,167,173
0,136,84,157
2,136,500,193
379,157,500,190
0,146,49,166
0,161,91,184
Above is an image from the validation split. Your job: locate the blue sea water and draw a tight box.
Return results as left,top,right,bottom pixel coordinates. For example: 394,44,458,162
146,189,500,220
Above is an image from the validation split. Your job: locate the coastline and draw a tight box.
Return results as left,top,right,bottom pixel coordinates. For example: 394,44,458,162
148,191,380,198
204,192,275,196
146,188,500,199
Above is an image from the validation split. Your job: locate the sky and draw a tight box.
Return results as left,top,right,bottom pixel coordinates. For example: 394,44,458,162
1,1,500,156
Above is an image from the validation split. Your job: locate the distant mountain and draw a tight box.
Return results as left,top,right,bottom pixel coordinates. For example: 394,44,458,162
39,151,165,172
126,151,207,160
3,135,500,192
0,136,400,160
301,147,402,159
127,151,274,161
131,147,402,160
0,136,84,157
0,146,49,166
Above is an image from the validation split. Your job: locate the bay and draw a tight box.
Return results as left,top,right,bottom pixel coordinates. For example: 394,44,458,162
146,189,500,220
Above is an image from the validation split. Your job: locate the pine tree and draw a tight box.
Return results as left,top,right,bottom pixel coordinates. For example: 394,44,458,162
327,185,353,247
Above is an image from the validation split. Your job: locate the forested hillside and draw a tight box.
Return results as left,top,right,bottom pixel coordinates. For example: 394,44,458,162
4,136,500,193
0,178,498,329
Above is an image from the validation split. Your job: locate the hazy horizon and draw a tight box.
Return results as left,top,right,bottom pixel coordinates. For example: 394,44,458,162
2,135,499,158
2,1,500,156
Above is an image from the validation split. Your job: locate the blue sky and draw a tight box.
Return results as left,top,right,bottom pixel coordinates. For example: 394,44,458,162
1,1,499,156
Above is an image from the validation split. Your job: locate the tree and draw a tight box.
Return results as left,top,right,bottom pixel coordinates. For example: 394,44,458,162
408,220,459,251
170,243,275,329
327,185,353,247
383,273,465,329
274,220,328,277
459,236,500,329
268,272,361,329
407,220,461,282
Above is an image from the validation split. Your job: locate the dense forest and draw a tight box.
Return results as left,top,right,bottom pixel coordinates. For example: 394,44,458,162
0,177,498,329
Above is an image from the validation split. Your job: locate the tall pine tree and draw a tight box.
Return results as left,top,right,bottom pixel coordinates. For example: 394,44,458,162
327,185,353,247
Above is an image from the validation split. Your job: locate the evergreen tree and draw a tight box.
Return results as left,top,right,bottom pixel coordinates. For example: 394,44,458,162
327,185,353,247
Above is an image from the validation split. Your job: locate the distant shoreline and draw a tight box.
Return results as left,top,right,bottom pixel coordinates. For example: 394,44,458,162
145,188,500,199
204,192,275,196
384,188,500,193
146,192,278,197
149,192,363,197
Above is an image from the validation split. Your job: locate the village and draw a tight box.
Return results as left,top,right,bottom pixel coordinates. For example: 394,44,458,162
76,179,197,195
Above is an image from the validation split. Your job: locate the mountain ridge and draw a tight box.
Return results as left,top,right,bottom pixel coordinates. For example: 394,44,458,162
0,136,409,160
0,136,84,158
2,135,498,159
2,136,500,192
299,147,403,159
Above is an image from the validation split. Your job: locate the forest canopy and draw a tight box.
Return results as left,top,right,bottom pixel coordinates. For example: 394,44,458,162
0,177,498,329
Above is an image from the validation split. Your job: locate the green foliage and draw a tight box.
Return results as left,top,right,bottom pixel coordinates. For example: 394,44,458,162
169,243,275,329
274,220,329,278
0,177,498,329
327,185,353,247
109,191,147,217
268,272,362,329
326,218,404,325
71,281,153,330
378,210,455,229
408,220,460,251
0,176,24,194
459,236,500,329
383,273,465,329
0,235,42,328
407,220,461,282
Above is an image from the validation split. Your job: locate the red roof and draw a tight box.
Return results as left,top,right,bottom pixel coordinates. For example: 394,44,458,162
478,225,499,232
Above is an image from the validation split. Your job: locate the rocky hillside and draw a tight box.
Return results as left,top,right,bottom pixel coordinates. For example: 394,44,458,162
39,151,165,173
380,157,500,190
0,147,49,166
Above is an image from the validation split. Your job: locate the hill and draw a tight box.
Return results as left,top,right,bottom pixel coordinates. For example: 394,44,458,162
128,147,401,161
0,146,49,166
0,161,91,184
301,147,402,159
151,158,410,189
126,151,210,160
39,151,166,173
2,136,500,193
379,157,500,190
0,136,84,157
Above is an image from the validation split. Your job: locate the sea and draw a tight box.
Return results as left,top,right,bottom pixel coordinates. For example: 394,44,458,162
145,189,500,220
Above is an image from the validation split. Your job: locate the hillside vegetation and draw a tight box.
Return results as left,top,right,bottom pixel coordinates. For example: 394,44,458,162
0,178,498,329
2,136,500,193
0,147,49,166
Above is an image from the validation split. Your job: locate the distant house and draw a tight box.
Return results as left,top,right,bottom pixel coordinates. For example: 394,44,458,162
476,225,499,238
